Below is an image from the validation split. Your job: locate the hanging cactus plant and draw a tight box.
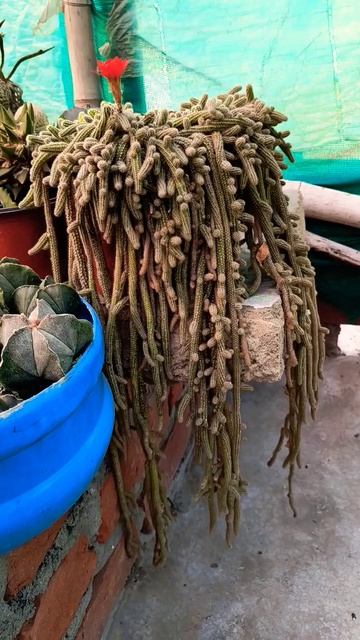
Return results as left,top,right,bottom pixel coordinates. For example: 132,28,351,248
0,258,93,400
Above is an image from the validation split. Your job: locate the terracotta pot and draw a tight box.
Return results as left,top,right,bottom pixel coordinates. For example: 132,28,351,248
0,203,66,279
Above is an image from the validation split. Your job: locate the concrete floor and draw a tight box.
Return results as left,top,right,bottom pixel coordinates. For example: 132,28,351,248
107,329,360,640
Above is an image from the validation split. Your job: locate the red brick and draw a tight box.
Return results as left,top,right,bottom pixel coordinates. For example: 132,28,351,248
97,474,120,544
140,405,191,533
101,392,190,547
98,430,147,543
121,430,146,491
18,536,96,640
76,535,136,640
6,516,66,599
168,382,185,409
160,408,191,489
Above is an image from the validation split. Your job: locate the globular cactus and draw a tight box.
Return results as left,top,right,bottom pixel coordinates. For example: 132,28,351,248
0,303,92,395
0,258,93,398
0,258,40,306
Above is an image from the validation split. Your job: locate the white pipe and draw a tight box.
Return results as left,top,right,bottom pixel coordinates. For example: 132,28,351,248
63,0,101,108
305,231,360,267
284,181,360,229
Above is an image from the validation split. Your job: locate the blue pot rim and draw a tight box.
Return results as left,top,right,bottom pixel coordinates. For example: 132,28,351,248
0,299,105,459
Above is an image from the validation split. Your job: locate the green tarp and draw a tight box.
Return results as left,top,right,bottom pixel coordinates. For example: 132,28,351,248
6,0,360,185
4,0,360,322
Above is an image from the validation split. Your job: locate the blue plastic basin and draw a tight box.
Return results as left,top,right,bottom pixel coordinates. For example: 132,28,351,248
0,300,114,554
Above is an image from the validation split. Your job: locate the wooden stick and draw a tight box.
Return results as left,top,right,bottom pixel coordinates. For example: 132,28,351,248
305,230,360,267
63,0,101,108
284,181,360,229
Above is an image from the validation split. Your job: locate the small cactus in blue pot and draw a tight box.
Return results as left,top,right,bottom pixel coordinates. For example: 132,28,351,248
0,258,93,400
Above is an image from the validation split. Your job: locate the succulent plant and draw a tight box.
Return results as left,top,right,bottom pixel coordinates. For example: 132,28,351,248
0,103,48,208
0,19,52,113
0,258,93,400
0,258,40,307
0,303,92,395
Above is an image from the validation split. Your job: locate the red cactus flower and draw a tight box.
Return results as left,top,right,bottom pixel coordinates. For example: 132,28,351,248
97,57,129,81
96,57,129,105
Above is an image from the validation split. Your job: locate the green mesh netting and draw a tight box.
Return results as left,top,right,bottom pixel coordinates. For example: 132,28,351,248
3,2,72,119
133,0,360,187
4,0,360,186
3,0,360,323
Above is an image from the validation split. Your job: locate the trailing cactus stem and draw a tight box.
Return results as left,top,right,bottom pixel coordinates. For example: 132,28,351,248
22,86,325,565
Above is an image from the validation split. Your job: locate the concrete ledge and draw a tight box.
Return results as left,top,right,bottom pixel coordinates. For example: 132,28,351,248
171,282,285,384
242,282,284,382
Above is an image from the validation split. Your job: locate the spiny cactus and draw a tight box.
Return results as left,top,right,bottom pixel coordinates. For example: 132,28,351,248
22,88,325,565
0,103,48,207
0,258,93,400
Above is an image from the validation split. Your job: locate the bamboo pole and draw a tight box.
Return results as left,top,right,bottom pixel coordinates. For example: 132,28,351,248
305,231,360,267
284,181,360,229
63,0,101,108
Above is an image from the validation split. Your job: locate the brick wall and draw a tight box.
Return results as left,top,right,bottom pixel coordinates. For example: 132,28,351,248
0,384,191,640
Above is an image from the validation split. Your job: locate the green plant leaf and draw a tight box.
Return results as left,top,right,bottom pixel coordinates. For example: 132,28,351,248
15,104,33,138
0,105,16,129
0,262,40,306
0,187,17,208
14,103,27,122
25,105,35,136
0,144,21,160
12,284,39,315
37,283,83,316
0,123,20,144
